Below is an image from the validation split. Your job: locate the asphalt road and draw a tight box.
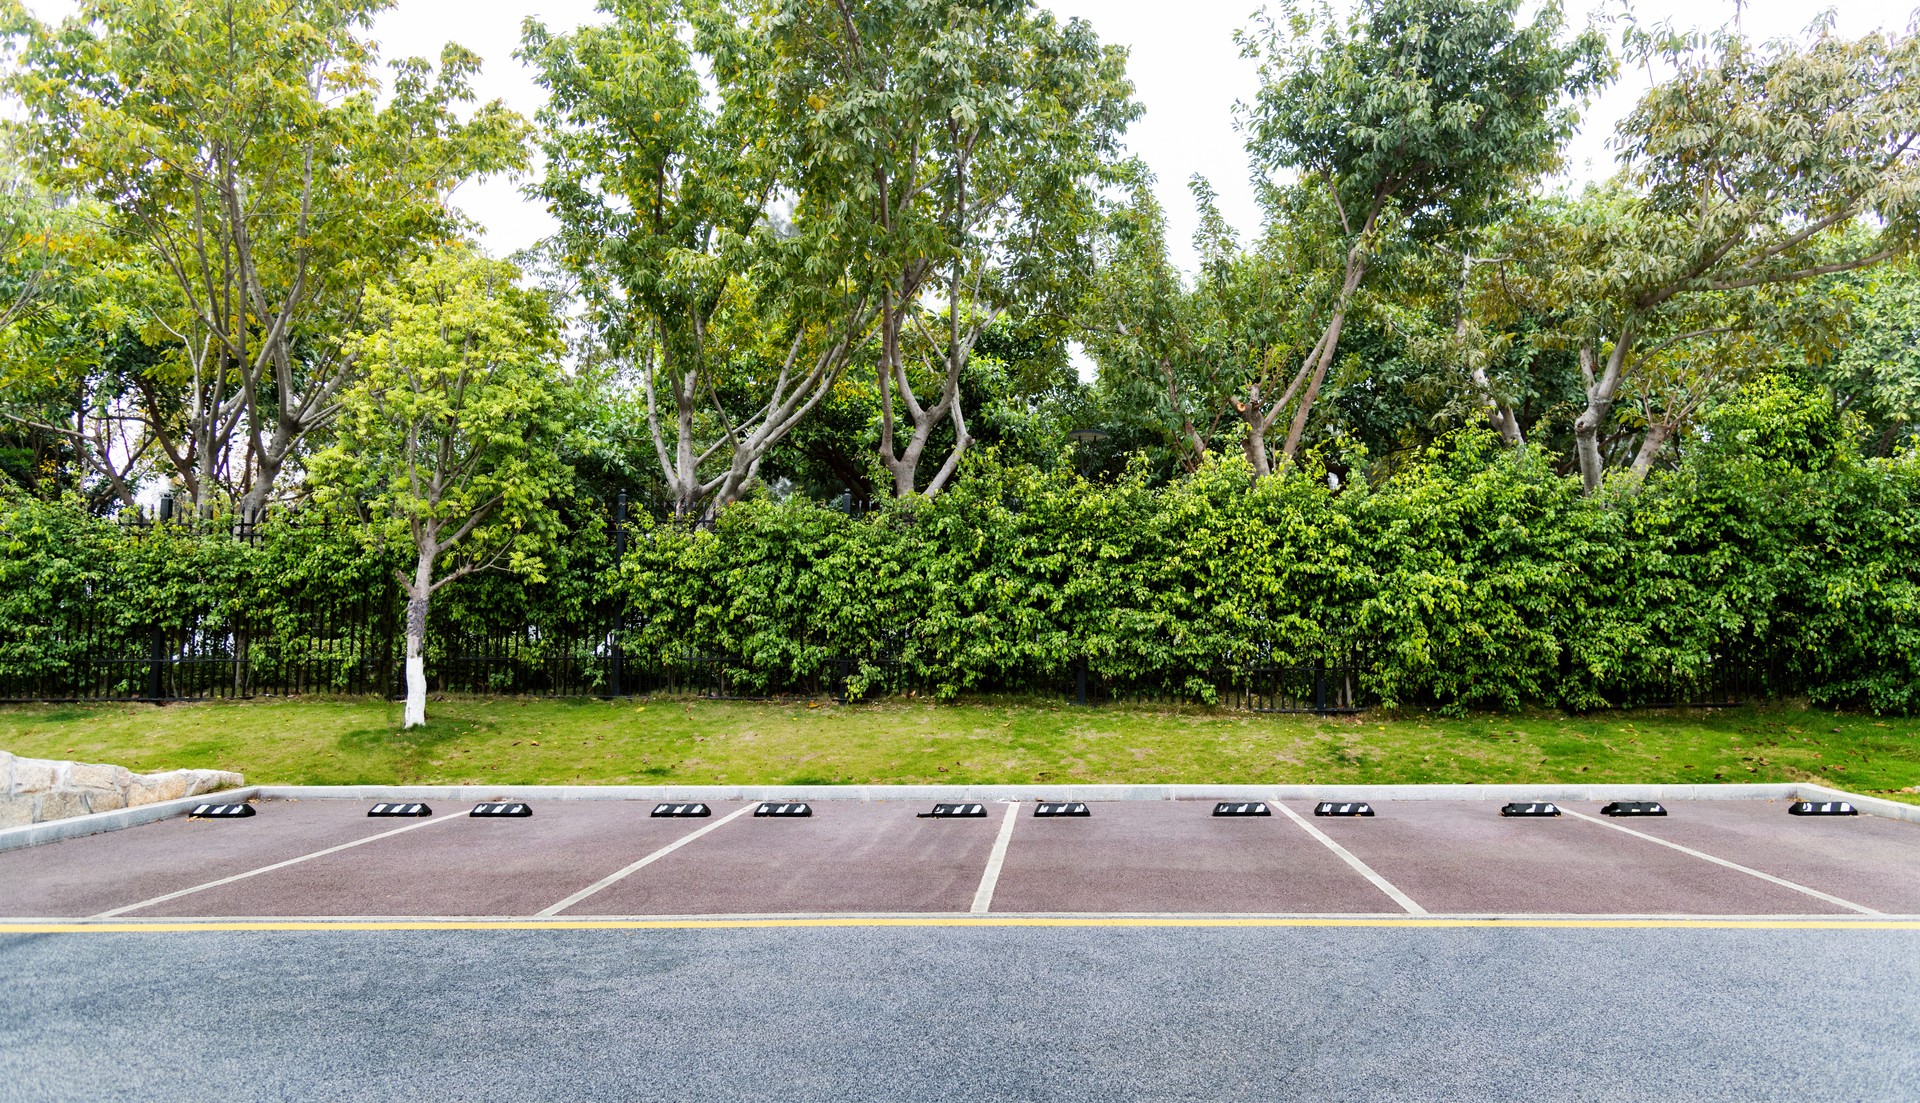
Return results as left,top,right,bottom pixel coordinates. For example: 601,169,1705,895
4,925,1916,1101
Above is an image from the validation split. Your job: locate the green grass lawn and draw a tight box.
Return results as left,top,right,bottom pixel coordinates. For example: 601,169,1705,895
2,695,1916,801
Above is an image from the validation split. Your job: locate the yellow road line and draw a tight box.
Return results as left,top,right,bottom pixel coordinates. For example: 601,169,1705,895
3,916,1917,934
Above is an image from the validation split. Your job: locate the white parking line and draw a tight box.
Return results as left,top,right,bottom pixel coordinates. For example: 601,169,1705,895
92,812,464,919
1560,808,1880,915
1272,801,1426,915
537,804,755,917
970,802,1022,914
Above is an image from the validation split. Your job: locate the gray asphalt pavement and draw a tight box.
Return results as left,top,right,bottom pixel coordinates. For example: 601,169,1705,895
3,925,1916,1101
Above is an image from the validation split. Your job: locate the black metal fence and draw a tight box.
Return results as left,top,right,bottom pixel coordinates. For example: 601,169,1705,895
0,598,1769,714
0,586,1374,713
1574,656,1775,711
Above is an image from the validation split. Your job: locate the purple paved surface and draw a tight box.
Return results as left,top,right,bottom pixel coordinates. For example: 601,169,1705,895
0,800,396,917
134,801,728,917
1298,801,1857,915
991,800,1398,913
4,798,1916,919
1596,800,1920,914
563,800,999,915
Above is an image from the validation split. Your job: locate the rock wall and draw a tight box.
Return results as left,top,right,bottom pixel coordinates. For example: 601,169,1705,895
0,751,242,829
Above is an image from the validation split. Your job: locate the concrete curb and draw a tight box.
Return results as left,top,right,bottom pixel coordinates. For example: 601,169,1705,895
0,786,260,854
251,781,1872,803
1,781,1911,853
255,781,1920,822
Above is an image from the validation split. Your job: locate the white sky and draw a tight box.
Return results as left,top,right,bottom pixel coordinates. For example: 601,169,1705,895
23,0,1909,269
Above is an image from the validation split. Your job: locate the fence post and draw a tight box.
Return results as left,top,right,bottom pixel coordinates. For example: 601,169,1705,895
834,656,850,705
608,491,627,699
1075,656,1087,706
1313,659,1326,714
150,494,174,702
147,624,166,702
381,577,399,700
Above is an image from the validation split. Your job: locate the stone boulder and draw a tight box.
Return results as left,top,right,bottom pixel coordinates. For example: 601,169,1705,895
1,750,244,828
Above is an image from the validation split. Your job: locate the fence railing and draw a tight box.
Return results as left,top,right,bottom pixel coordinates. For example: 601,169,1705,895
0,589,1778,716
0,604,1379,715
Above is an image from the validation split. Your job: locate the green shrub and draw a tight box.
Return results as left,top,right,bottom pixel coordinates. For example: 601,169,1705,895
6,380,1918,712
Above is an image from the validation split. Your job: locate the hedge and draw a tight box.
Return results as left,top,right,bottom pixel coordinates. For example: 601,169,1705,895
4,379,1917,712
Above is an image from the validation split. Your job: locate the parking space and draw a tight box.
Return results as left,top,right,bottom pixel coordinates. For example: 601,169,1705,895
2,795,1914,920
990,800,1400,913
1302,800,1860,915
562,801,1000,915
1596,799,1920,914
0,800,403,918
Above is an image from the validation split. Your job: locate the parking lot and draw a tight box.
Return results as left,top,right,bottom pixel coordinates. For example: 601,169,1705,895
6,790,1918,1101
4,794,1916,922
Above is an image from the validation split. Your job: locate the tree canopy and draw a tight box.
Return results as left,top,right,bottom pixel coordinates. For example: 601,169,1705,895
4,0,528,519
0,0,1914,526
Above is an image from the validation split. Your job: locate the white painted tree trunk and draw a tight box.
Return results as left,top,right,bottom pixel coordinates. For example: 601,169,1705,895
403,545,434,729
404,646,426,728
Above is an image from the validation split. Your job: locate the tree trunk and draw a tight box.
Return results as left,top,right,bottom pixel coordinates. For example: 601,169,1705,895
1229,382,1274,478
1573,327,1635,494
922,395,971,496
875,300,972,498
1628,421,1676,480
1278,306,1347,465
641,350,703,520
644,331,850,518
238,430,292,523
1488,402,1524,446
1470,362,1524,446
881,386,972,497
1241,411,1272,479
195,404,220,519
1453,251,1523,448
1572,405,1607,492
403,544,433,729
673,368,700,517
707,332,852,509
1278,245,1367,467
885,424,931,496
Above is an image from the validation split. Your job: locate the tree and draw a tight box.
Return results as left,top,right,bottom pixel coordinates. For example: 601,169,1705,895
1811,263,1920,455
1080,177,1232,475
524,0,862,520
1235,0,1608,472
764,0,1137,496
309,249,571,728
0,158,159,508
1195,180,1359,478
1083,175,1344,480
6,0,528,519
1529,21,1920,491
